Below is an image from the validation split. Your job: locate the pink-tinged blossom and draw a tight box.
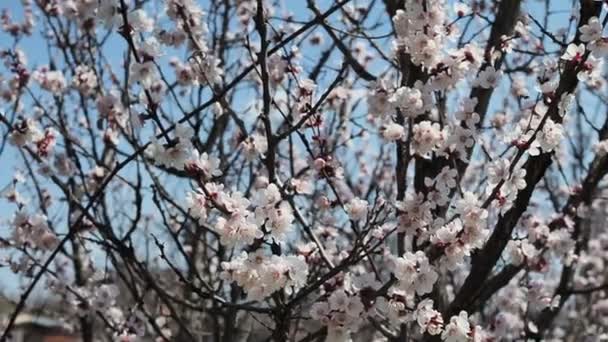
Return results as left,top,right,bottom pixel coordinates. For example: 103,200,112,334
381,122,405,141
97,90,126,127
492,311,523,340
8,117,43,147
547,228,576,260
97,0,121,28
426,166,458,193
594,139,608,155
345,197,368,221
416,299,444,336
141,79,166,104
448,125,475,161
171,58,197,86
561,43,585,62
505,239,538,266
455,97,480,128
191,53,223,85
392,10,409,38
215,213,261,247
455,192,488,227
311,288,366,336
487,158,510,185
138,37,164,60
374,288,413,326
35,128,57,158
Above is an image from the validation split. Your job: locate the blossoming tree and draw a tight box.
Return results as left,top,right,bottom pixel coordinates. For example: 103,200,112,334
1,0,608,341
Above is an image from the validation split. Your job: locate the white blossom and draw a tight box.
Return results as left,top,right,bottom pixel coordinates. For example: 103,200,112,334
442,311,470,342
412,121,446,156
128,9,154,32
579,16,602,43
475,66,502,89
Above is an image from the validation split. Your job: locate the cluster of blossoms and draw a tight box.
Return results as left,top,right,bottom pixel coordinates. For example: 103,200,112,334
310,288,367,338
365,2,514,168
185,180,297,247
8,117,43,147
9,210,58,251
529,117,565,156
146,123,222,180
8,116,58,158
396,192,434,235
240,133,269,161
145,123,196,170
168,50,223,89
185,178,304,302
49,0,225,104
431,218,479,269
485,158,527,211
72,65,98,96
411,121,447,156
253,183,295,239
220,251,308,301
96,90,127,128
65,280,152,340
188,182,259,246
31,66,67,95
389,85,426,118
366,0,494,158
1,0,34,37
392,251,438,296
573,16,608,58
394,189,489,269
559,17,606,89
306,269,496,341
574,232,608,290
415,299,444,336
392,0,449,68
165,0,223,85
